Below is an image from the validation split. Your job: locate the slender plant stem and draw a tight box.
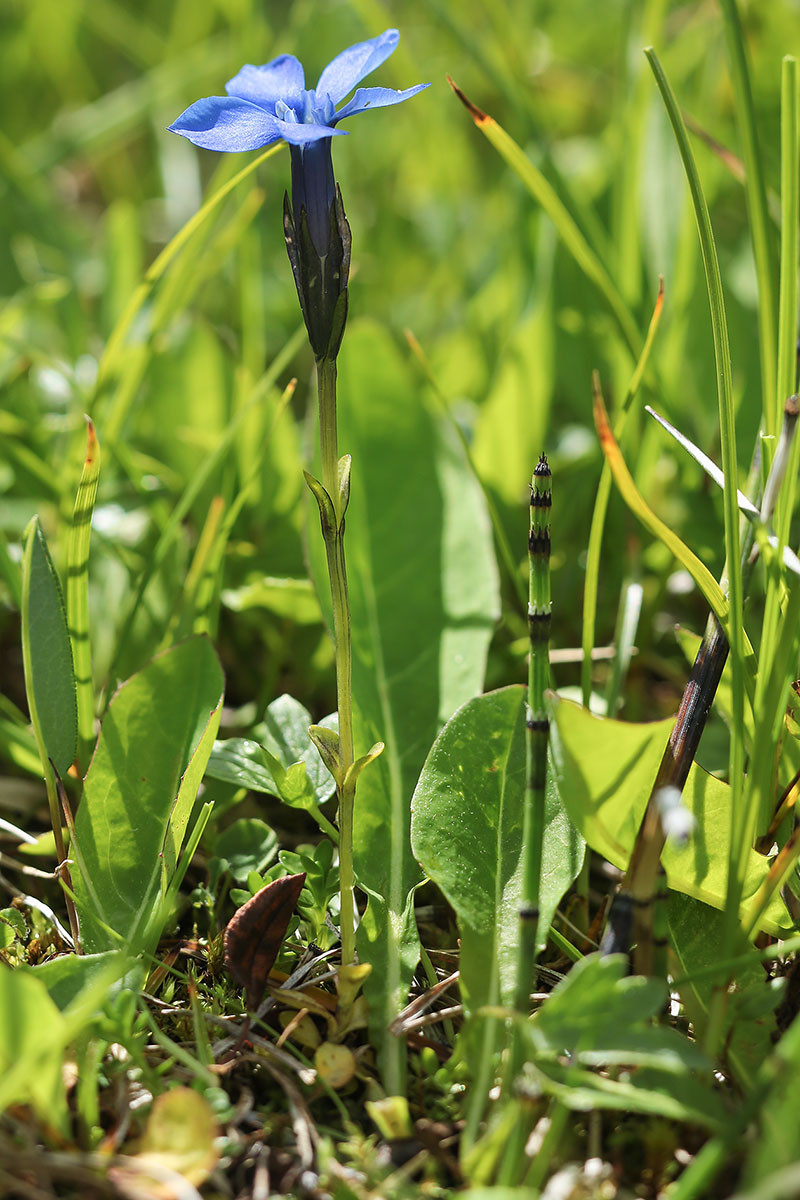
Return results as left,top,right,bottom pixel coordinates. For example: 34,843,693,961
775,57,798,445
316,355,356,967
497,456,552,1188
515,454,552,1014
718,0,778,436
581,281,663,707
645,49,745,962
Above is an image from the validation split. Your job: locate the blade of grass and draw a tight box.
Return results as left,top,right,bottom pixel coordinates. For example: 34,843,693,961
775,56,800,485
448,77,642,360
103,329,303,698
593,378,755,695
645,47,745,960
758,60,800,687
718,0,778,434
581,280,663,706
96,142,283,396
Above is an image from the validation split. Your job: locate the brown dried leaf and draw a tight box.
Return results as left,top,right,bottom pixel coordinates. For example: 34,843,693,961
223,872,306,1009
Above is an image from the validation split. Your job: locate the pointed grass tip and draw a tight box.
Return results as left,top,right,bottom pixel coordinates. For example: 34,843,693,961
446,75,488,124
83,415,98,463
591,370,612,445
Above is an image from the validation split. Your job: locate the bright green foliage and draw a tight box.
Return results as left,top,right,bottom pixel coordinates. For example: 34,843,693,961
309,319,501,1088
550,698,791,934
72,635,224,952
27,949,141,1012
281,841,339,949
207,694,338,834
413,686,582,1013
6,0,800,1192
743,1010,800,1189
212,817,278,883
412,684,583,1129
21,517,78,777
0,955,129,1133
0,969,71,1132
517,954,726,1126
669,893,781,1082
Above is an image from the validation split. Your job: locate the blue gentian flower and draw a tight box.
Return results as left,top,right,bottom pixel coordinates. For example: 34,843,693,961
169,29,429,255
170,29,428,361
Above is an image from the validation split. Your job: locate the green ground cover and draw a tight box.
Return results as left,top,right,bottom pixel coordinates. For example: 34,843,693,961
5,1,800,1196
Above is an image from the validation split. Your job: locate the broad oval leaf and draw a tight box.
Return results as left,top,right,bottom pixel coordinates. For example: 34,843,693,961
309,319,501,1089
550,696,791,934
411,685,584,1015
72,635,224,952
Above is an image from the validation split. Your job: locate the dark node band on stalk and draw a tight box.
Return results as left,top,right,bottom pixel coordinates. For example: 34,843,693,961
529,530,551,554
518,904,540,921
526,716,549,733
598,892,634,956
530,489,552,508
529,611,551,641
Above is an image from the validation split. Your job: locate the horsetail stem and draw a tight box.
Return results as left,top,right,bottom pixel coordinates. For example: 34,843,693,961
498,455,554,1184
514,453,552,1013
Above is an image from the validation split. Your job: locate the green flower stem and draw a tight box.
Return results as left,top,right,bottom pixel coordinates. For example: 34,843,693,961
316,355,356,968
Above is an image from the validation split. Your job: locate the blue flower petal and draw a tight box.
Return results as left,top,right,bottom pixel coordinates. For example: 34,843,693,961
332,82,431,123
169,96,344,152
168,96,284,151
271,117,347,147
226,54,305,109
316,28,399,105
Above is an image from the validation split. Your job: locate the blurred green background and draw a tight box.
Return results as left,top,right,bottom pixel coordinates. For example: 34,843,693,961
2,0,799,738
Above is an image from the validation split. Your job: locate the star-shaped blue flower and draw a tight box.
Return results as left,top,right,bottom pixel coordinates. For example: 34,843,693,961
169,28,428,155
170,29,428,360
169,29,429,252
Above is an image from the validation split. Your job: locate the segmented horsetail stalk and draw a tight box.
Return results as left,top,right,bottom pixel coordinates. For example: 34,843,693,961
514,453,552,1014
67,419,100,775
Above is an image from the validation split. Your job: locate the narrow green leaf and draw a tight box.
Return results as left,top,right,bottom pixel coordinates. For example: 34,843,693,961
669,892,778,1085
96,143,284,393
718,0,778,434
449,78,641,358
582,281,664,706
593,382,757,699
645,46,745,954
21,517,78,777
